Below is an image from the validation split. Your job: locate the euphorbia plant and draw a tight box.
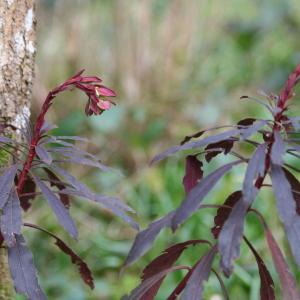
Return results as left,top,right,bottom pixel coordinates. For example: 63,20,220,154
124,64,300,299
0,70,137,299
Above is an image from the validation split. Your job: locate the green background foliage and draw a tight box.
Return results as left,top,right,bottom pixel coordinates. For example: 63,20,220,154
19,0,300,299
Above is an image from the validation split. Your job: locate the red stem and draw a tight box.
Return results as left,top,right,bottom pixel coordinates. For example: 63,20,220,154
17,92,56,195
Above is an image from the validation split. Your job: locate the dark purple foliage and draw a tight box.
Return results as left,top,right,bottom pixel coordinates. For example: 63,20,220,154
33,175,78,239
125,63,300,298
124,211,175,267
8,235,46,300
0,71,131,297
283,168,300,215
244,237,275,300
270,164,300,266
211,190,242,238
151,129,240,164
218,200,248,276
44,168,70,209
182,155,203,194
204,139,234,162
19,175,36,211
180,245,217,300
55,239,94,289
140,240,211,299
172,160,241,231
0,164,18,209
0,188,22,247
265,228,300,300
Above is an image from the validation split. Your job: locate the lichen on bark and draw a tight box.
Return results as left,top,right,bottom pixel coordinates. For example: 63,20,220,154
0,0,36,298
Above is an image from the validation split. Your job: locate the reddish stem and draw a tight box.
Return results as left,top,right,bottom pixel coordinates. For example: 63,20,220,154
17,92,56,195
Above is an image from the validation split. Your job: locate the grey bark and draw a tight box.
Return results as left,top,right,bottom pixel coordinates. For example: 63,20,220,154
0,0,36,299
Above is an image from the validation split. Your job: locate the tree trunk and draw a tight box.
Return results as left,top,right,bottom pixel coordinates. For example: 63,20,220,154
0,0,36,299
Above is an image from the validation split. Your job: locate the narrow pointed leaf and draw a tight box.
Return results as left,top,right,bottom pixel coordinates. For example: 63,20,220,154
57,153,111,172
127,266,189,300
0,188,22,247
240,120,268,140
237,118,256,128
243,143,266,203
204,139,234,162
61,187,138,230
19,175,36,211
182,155,203,194
271,130,285,165
124,211,175,267
211,190,242,238
33,175,78,239
172,160,241,231
48,166,137,228
36,145,52,165
265,228,300,300
8,234,47,300
141,240,211,299
283,168,300,215
219,200,248,276
44,168,70,209
270,164,300,266
152,129,240,164
181,245,217,300
0,164,18,209
54,239,94,289
244,237,275,300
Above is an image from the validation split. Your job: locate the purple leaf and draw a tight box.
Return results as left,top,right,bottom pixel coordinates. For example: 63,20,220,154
172,160,241,231
50,165,134,211
54,239,94,289
182,155,203,194
141,240,211,299
8,234,46,300
33,175,78,239
180,130,205,145
244,237,275,300
219,200,248,276
44,168,70,209
36,145,52,165
283,168,300,215
271,130,285,165
181,245,217,300
127,265,189,300
60,187,138,230
19,175,36,211
152,129,240,164
48,166,137,229
270,164,300,266
265,228,300,300
124,211,175,267
55,152,111,172
243,143,266,203
211,190,242,238
0,164,18,209
237,118,256,128
218,144,266,275
240,120,268,140
0,187,22,247
204,139,234,163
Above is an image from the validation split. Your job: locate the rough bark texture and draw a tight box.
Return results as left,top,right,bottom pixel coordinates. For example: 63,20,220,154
0,0,36,299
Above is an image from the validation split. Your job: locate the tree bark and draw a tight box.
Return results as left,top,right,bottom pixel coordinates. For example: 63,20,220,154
0,1,36,299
